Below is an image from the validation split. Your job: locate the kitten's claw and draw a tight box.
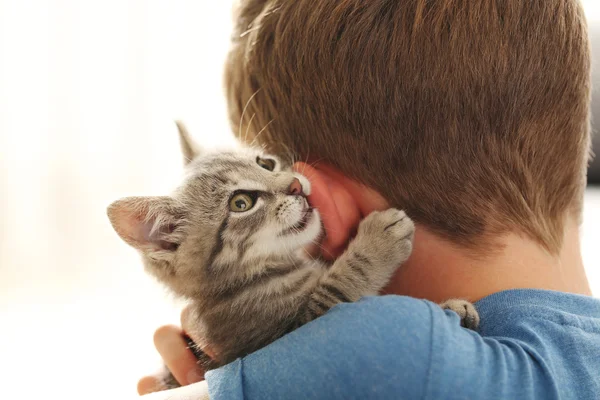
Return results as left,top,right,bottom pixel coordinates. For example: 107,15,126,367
440,299,480,330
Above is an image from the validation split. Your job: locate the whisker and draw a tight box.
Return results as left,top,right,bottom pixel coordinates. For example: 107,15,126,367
310,220,344,235
250,118,275,147
309,240,328,254
240,25,261,38
300,149,311,176
274,139,293,162
245,113,256,144
302,248,317,263
309,158,325,167
304,209,343,220
238,88,262,142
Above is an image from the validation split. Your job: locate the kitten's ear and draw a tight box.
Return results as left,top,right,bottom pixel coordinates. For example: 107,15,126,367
175,120,201,165
107,196,185,257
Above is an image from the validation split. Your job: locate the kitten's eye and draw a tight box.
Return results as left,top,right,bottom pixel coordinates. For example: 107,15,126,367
256,157,276,171
230,193,255,212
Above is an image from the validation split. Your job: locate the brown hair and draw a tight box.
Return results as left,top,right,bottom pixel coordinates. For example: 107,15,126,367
224,0,592,253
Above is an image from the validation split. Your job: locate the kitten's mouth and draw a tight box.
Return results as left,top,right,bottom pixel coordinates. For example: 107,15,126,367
293,207,314,231
283,207,314,235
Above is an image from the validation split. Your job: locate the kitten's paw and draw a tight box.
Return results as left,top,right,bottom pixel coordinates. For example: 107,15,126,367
440,299,480,330
354,208,415,266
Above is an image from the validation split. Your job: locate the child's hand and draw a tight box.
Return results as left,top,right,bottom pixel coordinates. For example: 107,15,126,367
137,308,206,395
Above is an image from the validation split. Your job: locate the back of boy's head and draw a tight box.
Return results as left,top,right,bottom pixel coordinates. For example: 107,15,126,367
224,0,592,254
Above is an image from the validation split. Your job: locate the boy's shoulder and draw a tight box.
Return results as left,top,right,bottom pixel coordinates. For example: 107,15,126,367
206,291,600,400
474,289,600,399
475,289,600,338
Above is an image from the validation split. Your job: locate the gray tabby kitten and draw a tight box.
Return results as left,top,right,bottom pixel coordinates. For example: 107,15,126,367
108,122,479,382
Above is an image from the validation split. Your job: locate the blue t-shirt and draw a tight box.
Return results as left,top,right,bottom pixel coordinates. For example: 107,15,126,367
206,289,600,399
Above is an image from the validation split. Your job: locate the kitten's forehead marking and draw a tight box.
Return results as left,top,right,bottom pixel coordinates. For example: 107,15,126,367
233,180,268,192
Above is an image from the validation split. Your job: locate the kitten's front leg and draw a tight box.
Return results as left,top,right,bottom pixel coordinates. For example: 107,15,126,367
305,209,415,320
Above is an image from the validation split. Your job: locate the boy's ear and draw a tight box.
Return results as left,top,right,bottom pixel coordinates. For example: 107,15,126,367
107,196,185,257
175,120,201,165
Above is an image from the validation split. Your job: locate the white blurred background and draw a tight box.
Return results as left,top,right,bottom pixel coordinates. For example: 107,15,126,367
0,1,599,399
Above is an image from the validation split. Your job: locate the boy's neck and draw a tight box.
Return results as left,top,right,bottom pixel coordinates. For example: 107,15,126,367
295,161,592,303
383,217,592,302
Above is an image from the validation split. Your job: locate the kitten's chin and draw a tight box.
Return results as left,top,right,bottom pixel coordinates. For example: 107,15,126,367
297,209,324,256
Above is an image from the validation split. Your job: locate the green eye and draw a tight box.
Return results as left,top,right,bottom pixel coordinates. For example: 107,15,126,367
257,157,276,171
230,193,255,212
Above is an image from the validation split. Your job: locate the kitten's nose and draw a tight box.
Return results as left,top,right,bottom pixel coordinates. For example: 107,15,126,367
287,178,304,196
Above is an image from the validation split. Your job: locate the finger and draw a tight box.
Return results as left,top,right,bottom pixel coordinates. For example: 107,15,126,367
153,325,205,386
137,376,164,396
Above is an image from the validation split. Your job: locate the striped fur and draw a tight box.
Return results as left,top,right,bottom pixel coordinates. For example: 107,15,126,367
108,127,478,388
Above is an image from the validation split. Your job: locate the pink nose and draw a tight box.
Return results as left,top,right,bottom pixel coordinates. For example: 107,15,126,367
288,178,304,196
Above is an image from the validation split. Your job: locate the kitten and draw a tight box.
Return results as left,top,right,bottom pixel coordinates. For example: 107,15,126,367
107,122,479,385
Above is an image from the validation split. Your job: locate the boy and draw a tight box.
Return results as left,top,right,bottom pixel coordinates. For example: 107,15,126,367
140,1,599,398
